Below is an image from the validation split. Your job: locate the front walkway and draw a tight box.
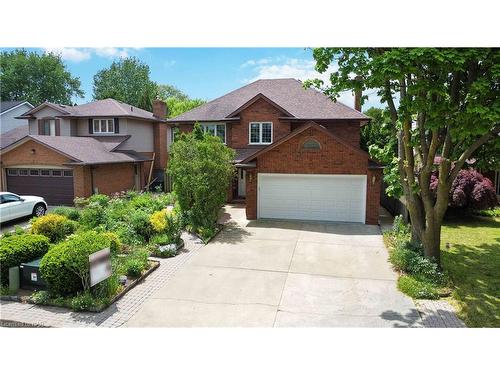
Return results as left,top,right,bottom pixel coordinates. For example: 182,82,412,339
0,233,204,327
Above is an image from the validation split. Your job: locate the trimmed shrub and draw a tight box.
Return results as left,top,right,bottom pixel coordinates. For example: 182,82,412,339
52,206,81,221
31,214,77,243
40,231,115,296
0,234,50,285
398,275,440,299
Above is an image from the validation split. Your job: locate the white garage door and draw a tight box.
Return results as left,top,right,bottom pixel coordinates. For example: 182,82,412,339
258,173,367,223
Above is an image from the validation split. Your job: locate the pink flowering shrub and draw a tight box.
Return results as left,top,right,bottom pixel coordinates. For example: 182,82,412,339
430,169,498,211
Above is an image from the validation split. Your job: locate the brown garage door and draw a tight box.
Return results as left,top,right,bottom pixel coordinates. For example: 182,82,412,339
6,168,74,206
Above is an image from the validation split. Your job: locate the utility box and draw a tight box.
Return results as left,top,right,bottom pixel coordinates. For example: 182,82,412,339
19,258,47,290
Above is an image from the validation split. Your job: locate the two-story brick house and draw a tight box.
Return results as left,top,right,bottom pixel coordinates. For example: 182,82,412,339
167,78,383,224
0,98,168,205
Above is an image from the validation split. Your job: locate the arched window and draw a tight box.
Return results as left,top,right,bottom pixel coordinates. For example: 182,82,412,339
302,138,321,150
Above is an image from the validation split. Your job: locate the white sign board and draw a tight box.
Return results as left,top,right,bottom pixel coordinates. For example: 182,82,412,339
89,248,112,287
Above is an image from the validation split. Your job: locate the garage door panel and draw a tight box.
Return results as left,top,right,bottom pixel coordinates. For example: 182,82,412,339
258,174,366,223
6,169,74,206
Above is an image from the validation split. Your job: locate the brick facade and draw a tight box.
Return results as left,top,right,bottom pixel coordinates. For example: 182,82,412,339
245,126,381,225
1,139,144,201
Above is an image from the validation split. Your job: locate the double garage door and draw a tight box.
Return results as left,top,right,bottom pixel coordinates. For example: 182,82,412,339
6,168,74,206
258,173,367,223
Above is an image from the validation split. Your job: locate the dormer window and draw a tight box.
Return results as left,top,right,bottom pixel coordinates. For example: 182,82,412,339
93,119,115,134
249,122,272,144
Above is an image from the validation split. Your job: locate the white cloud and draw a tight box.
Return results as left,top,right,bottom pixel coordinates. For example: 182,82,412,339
44,47,91,62
242,56,384,109
94,47,130,59
43,47,139,62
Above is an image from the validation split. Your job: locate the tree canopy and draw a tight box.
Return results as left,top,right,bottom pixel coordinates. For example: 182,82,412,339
157,84,189,101
166,97,206,118
0,49,83,105
92,57,158,111
307,48,500,262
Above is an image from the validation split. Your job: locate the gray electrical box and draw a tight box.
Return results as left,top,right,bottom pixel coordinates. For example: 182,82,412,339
19,258,47,290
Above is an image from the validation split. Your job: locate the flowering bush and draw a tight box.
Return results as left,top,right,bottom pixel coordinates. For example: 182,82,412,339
149,209,181,245
431,169,497,211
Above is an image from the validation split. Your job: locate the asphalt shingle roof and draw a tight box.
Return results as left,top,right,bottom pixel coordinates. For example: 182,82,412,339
1,101,25,113
0,125,29,149
20,99,162,122
26,135,150,165
168,79,368,122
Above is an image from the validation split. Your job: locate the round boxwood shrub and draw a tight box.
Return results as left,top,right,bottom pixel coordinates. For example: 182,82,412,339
40,231,120,296
31,213,78,243
0,234,50,285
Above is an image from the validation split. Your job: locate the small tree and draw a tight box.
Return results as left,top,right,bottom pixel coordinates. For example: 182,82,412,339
431,169,497,212
168,123,235,231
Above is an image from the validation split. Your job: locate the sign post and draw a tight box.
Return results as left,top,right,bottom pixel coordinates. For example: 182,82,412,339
89,248,112,287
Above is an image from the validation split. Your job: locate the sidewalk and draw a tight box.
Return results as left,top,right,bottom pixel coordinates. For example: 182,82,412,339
0,232,204,327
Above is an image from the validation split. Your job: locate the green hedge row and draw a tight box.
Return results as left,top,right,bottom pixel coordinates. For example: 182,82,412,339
0,234,50,285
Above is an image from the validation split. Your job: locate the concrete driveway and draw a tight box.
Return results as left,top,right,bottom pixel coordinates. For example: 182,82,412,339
127,205,421,327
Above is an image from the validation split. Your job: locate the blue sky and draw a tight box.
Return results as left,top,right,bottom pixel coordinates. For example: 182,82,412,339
1,47,383,108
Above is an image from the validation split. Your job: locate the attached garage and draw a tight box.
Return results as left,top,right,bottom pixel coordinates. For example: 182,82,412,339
6,168,74,206
258,174,367,223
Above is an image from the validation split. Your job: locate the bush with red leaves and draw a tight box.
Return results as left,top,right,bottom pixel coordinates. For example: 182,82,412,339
430,169,498,211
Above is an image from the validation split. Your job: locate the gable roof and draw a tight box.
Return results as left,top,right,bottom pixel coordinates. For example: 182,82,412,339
1,100,34,114
18,98,164,122
168,78,368,122
1,135,151,165
241,121,370,163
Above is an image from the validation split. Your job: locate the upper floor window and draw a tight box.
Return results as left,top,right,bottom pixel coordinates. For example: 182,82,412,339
249,122,272,144
93,119,115,134
170,127,179,142
201,123,226,143
41,119,56,135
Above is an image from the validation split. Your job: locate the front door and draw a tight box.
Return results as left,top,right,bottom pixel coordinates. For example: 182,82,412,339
238,169,246,197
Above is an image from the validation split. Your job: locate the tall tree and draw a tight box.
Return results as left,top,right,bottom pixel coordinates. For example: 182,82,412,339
157,84,189,101
307,48,500,263
93,57,158,111
0,49,83,105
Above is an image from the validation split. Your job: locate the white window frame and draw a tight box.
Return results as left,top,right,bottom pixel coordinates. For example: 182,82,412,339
93,119,115,134
249,122,273,145
200,123,226,144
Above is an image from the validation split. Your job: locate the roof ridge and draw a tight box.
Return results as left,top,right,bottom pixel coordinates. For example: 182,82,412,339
106,98,130,115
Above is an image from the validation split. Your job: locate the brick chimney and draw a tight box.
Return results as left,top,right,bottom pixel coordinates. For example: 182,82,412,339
152,99,168,119
152,98,168,174
354,75,362,112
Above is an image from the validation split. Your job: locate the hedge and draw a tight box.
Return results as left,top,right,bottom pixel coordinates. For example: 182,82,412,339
31,213,78,243
0,234,50,285
40,231,120,296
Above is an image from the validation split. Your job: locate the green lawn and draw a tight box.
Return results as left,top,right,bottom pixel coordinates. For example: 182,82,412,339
441,216,500,327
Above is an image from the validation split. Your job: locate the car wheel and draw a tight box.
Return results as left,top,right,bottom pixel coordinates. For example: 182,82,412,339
33,204,47,217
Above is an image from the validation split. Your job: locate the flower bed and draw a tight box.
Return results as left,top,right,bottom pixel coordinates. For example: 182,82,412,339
0,191,182,312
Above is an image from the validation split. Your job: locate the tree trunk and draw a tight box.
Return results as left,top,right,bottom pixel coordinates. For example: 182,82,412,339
420,222,442,264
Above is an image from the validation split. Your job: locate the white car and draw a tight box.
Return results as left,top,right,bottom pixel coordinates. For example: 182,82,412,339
0,192,47,224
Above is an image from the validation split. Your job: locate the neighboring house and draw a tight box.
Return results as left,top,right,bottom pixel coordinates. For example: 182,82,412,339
0,99,167,205
0,101,34,134
167,78,383,224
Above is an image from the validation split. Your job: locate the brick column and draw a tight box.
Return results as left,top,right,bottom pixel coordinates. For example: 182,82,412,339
245,169,257,219
366,168,382,225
